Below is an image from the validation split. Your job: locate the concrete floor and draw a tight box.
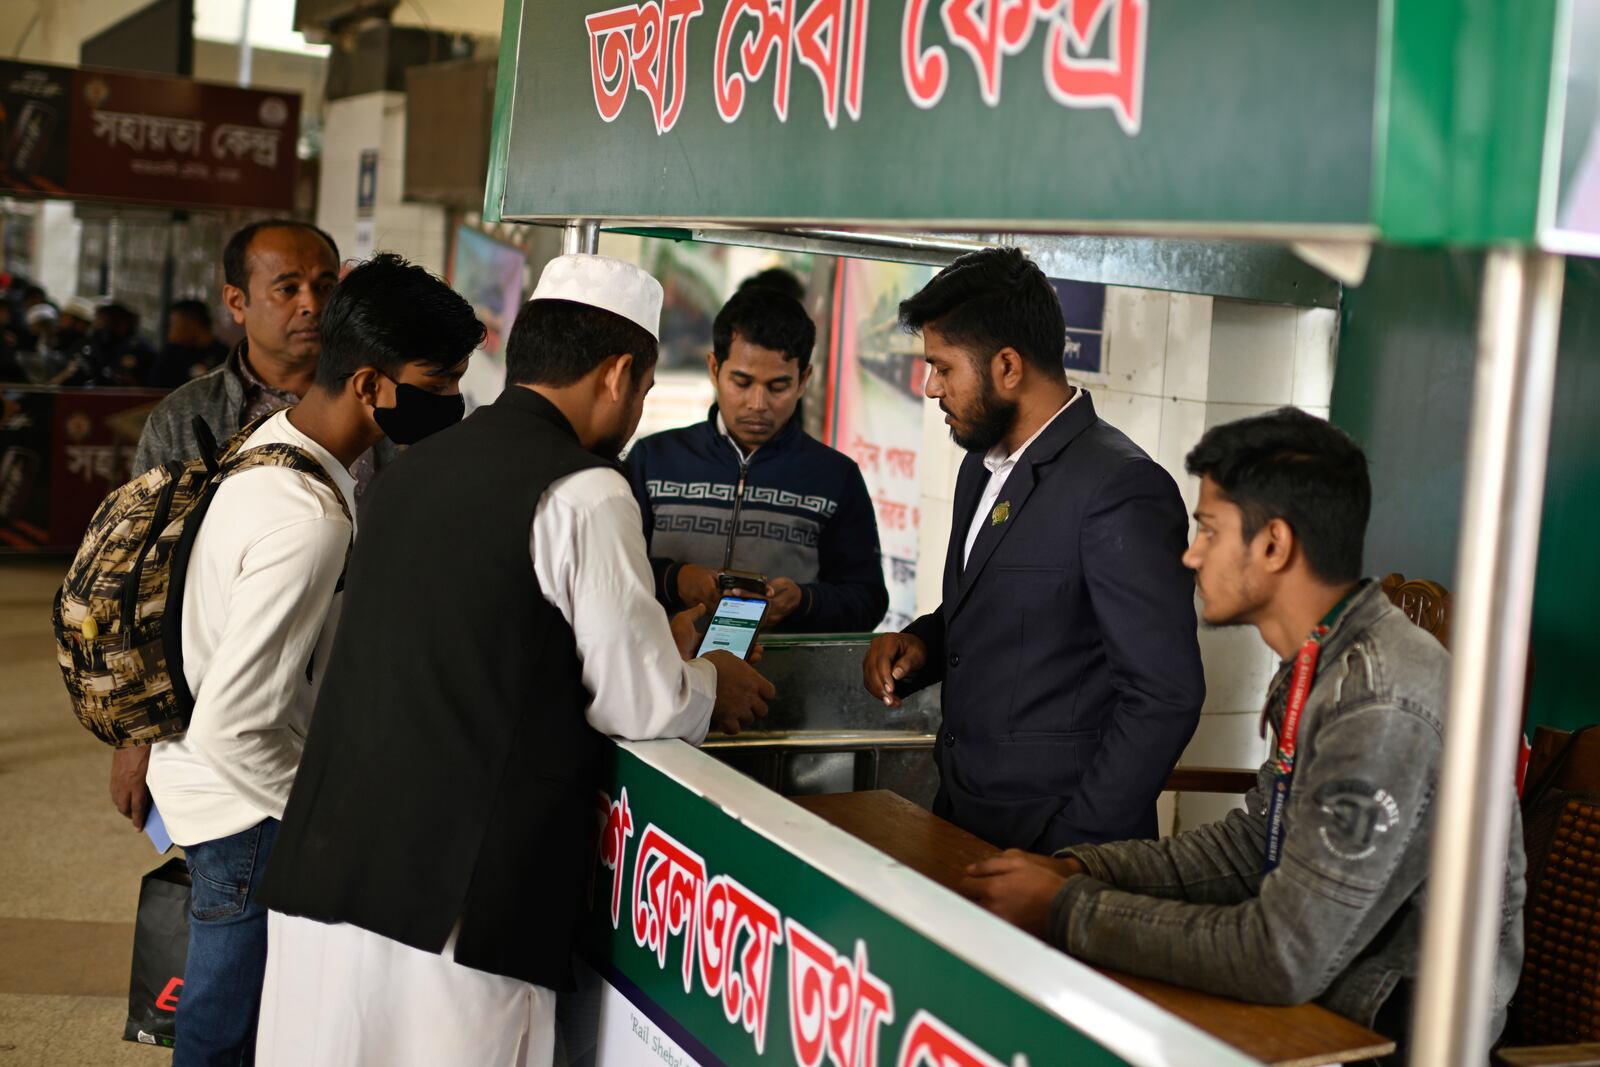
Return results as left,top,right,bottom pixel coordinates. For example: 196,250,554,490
1,558,170,1065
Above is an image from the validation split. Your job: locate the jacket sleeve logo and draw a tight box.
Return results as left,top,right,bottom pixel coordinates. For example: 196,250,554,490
1312,779,1401,862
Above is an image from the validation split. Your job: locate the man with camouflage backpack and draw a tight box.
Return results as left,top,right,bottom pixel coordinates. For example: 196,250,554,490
143,254,481,1066
111,219,398,836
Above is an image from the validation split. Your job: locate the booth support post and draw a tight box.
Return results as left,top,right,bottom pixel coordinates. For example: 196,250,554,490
1410,249,1565,1066
562,220,600,255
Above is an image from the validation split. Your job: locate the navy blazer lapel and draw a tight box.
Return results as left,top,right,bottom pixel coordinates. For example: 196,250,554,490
951,463,1037,614
948,390,1100,619
945,452,988,595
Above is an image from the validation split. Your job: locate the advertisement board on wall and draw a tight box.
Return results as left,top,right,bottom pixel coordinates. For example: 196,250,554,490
0,58,298,211
0,62,72,195
449,226,527,358
0,387,162,551
1053,279,1107,376
824,260,934,632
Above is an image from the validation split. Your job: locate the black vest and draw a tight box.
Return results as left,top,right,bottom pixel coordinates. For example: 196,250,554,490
258,387,609,989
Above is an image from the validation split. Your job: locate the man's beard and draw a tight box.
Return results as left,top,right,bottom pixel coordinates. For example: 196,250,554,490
592,432,629,461
592,390,640,461
947,377,1018,453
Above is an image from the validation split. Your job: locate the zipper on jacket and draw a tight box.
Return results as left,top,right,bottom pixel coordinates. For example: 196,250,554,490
721,454,749,571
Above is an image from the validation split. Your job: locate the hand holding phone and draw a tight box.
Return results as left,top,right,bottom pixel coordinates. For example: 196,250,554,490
696,595,768,660
718,569,768,597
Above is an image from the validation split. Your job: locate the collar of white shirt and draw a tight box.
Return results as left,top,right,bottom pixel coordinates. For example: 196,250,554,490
715,411,755,464
981,388,1083,475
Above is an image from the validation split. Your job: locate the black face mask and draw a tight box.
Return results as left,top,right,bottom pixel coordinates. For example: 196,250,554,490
373,382,464,445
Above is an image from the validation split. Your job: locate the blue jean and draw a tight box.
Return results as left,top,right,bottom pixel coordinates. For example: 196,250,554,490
176,818,278,1067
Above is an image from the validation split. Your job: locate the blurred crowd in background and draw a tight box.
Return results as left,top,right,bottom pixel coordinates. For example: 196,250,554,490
0,271,226,390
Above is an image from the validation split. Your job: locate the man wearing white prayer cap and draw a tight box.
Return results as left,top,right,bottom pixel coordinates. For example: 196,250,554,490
254,254,776,1066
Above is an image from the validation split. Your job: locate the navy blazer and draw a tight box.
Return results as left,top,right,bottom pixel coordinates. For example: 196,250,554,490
902,392,1205,852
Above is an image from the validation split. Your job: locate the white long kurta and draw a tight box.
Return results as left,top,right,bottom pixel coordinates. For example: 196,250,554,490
256,466,717,1067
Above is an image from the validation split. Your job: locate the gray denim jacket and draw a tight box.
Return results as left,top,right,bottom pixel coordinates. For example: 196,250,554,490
1048,581,1526,1045
132,342,397,478
132,342,253,473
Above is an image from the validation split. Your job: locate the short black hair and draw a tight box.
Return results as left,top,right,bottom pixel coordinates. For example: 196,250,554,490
100,303,138,331
168,299,211,330
315,253,485,389
898,247,1065,376
712,286,816,372
1185,407,1371,584
223,219,339,292
736,267,806,303
505,298,658,387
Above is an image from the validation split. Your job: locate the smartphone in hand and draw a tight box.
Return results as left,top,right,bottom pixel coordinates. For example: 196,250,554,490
717,569,767,597
695,595,768,660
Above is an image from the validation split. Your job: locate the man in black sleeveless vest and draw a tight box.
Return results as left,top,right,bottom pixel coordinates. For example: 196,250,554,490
253,254,776,1065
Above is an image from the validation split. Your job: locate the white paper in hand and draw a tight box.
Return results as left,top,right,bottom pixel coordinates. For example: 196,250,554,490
143,804,174,854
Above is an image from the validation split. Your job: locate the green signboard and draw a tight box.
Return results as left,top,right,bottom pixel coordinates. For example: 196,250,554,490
492,0,1380,232
567,741,1255,1067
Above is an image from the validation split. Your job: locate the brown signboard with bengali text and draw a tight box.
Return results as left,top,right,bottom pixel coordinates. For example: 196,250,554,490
0,59,297,212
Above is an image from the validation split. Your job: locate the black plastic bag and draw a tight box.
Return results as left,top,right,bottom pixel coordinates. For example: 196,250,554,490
123,857,190,1047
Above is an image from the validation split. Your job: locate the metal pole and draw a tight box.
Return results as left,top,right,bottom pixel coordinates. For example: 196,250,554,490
1409,249,1565,1066
561,220,599,256
236,0,253,87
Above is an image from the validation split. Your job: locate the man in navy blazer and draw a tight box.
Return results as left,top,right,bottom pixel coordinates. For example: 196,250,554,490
863,248,1205,853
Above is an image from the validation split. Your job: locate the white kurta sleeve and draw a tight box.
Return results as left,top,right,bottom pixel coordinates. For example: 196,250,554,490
531,467,715,743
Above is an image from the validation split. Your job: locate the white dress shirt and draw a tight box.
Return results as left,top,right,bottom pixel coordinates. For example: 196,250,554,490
149,410,356,847
530,465,716,742
962,391,1082,567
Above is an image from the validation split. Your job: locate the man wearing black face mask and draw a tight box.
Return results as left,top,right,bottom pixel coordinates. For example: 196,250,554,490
112,221,392,861
144,254,482,1067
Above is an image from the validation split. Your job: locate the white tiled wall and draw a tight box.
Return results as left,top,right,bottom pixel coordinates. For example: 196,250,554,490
317,93,449,275
912,288,1340,835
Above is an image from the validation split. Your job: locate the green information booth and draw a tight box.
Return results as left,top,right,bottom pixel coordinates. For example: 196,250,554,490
483,1,1600,1064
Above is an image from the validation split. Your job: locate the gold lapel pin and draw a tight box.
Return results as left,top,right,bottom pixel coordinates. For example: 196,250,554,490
991,501,1010,526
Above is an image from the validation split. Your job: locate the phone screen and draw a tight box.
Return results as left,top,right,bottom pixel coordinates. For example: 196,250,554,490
695,596,768,660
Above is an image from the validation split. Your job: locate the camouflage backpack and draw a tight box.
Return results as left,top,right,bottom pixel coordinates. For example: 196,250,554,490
53,414,353,747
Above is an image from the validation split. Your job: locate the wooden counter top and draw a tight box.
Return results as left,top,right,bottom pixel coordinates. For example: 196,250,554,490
794,790,1396,1067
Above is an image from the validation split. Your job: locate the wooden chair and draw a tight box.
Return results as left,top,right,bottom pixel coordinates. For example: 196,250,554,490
1381,571,1538,733
1496,725,1600,1066
1380,572,1452,648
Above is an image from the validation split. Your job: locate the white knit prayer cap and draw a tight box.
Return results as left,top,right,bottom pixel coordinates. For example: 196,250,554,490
527,254,662,340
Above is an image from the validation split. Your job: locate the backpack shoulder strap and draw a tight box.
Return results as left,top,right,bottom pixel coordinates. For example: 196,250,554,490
215,411,283,466
220,444,354,527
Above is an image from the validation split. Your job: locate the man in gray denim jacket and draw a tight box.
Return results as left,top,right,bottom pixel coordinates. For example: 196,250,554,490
963,408,1525,1058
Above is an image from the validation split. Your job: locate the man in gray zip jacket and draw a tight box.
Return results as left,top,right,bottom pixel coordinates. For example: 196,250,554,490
962,408,1525,1058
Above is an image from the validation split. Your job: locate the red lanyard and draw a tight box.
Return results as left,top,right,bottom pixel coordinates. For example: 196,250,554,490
1262,624,1330,872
